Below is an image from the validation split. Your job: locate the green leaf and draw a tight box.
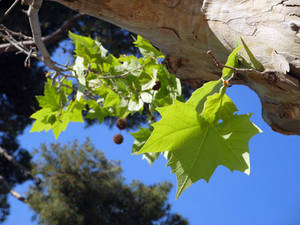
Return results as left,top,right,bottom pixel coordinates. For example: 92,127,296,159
222,45,242,79
187,80,223,113
69,32,107,62
131,127,160,166
139,92,261,198
31,98,84,139
128,97,143,112
200,87,237,123
138,101,200,154
131,127,152,153
47,114,57,125
60,79,74,96
103,89,121,108
133,35,164,58
85,100,109,124
51,113,69,139
240,37,264,71
66,100,84,122
86,107,107,124
36,79,60,111
30,119,52,133
30,108,53,132
140,69,157,91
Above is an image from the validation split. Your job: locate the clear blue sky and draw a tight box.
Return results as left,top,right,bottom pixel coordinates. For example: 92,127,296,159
3,42,300,225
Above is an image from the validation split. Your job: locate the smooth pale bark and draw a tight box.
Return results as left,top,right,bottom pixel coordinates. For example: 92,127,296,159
52,0,300,135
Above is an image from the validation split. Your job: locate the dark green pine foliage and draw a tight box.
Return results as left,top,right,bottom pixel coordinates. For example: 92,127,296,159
27,139,188,225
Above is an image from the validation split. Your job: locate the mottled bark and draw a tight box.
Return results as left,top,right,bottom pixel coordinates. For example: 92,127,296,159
52,0,300,135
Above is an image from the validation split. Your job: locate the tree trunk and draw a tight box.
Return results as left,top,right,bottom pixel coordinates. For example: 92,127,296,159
52,0,300,135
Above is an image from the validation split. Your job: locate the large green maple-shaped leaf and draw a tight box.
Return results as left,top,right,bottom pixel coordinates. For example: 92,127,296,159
138,89,261,198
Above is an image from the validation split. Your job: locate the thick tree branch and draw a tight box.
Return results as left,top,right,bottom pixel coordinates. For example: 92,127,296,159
3,0,300,134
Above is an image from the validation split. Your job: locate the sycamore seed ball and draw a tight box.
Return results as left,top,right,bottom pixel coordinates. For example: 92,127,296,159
116,118,127,130
113,134,124,145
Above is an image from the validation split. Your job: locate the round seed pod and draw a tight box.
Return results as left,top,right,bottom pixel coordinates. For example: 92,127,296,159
116,118,127,130
113,134,124,145
152,81,161,90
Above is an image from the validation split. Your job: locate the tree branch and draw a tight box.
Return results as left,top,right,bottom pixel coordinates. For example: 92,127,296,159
0,28,42,62
27,0,53,66
0,13,83,54
207,50,299,88
0,147,32,179
4,0,20,16
0,175,26,203
0,146,42,189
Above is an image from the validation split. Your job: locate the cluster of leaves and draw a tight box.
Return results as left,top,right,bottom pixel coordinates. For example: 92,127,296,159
30,33,182,138
30,35,262,198
133,43,262,198
27,139,188,225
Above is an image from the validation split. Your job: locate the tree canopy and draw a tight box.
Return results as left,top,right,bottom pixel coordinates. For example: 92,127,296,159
27,139,188,225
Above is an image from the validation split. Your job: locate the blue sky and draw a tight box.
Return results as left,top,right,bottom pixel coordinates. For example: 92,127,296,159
3,82,300,225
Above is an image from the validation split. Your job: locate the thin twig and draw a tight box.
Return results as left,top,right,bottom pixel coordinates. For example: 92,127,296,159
4,0,20,16
207,50,258,74
207,50,299,88
207,50,262,85
0,13,83,54
0,31,42,61
61,73,77,79
88,68,130,79
0,25,32,40
24,47,34,67
1,0,75,82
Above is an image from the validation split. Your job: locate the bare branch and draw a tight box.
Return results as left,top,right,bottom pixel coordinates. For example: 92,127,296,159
207,50,258,75
27,0,51,64
4,0,20,16
0,147,31,178
0,175,26,203
0,26,32,40
24,47,34,67
0,30,42,61
0,13,83,54
0,146,41,186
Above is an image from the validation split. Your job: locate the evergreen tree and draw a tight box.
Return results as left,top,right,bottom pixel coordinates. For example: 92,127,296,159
27,139,188,225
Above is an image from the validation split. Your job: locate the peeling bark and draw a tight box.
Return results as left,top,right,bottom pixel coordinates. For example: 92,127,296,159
51,0,300,135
